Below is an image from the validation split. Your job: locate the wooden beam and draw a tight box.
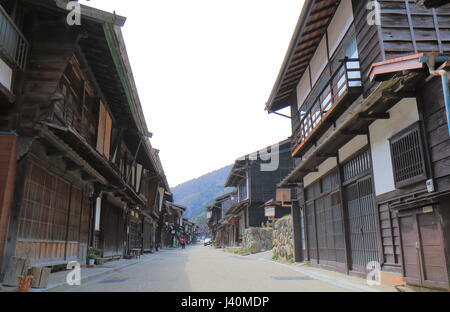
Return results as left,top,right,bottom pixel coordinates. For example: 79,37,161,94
65,162,84,172
359,113,390,120
299,168,319,174
340,130,368,136
316,153,338,158
81,172,97,182
46,148,66,157
382,91,416,99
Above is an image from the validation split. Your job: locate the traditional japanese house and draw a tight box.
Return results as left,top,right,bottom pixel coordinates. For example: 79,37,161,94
210,191,237,248
159,202,186,248
266,0,450,288
206,203,219,241
182,219,196,244
0,0,167,278
223,139,294,245
155,191,173,248
140,149,170,253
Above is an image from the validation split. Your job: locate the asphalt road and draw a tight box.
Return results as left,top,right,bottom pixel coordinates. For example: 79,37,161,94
64,245,383,292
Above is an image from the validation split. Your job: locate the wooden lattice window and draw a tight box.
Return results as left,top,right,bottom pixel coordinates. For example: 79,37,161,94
389,122,427,188
343,149,371,183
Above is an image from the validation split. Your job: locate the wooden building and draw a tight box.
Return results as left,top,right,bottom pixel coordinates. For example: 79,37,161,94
0,0,169,280
266,0,450,289
207,191,237,247
181,219,197,244
140,150,171,253
219,139,294,246
159,202,186,248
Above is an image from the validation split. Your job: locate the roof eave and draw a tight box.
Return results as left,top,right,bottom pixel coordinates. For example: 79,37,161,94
54,0,127,26
265,0,315,113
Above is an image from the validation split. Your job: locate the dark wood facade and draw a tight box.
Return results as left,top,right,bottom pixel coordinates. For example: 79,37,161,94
215,139,294,246
266,0,450,288
0,0,171,282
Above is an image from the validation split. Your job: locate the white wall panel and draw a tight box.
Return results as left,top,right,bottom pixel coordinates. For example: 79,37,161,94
0,58,12,90
304,157,338,188
339,135,368,162
369,98,420,196
309,36,328,87
327,0,354,56
296,66,311,110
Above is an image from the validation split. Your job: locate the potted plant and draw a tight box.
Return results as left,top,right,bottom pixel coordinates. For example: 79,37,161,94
17,247,33,292
87,253,97,268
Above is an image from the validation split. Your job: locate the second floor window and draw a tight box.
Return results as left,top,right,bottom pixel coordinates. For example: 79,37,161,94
389,122,427,188
238,182,248,202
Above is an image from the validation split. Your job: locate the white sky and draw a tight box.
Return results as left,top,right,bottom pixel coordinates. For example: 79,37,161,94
79,0,304,187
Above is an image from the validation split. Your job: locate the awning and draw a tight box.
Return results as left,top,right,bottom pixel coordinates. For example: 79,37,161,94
43,123,145,206
266,0,340,112
390,190,450,211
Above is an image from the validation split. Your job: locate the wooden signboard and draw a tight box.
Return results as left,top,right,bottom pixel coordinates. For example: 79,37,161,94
276,189,292,203
265,207,276,218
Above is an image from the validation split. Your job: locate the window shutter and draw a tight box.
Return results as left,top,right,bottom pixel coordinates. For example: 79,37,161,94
103,111,112,159
96,102,106,153
389,122,427,188
96,101,112,159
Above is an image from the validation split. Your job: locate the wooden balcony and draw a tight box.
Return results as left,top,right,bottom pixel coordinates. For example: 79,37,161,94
291,58,363,157
0,5,29,70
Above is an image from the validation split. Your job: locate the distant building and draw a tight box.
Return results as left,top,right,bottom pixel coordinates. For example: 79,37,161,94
207,139,294,247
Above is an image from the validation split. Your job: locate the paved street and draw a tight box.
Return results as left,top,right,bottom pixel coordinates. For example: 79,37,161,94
59,245,395,292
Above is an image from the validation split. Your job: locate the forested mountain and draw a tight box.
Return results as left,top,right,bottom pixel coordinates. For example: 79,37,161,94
172,165,233,219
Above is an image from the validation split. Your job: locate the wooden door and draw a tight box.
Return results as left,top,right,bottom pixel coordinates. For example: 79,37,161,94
310,192,346,271
345,176,380,273
400,209,448,288
305,201,318,263
16,161,71,265
101,202,124,258
399,215,421,283
128,218,143,251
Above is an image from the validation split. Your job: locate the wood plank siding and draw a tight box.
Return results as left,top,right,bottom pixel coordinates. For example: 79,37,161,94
0,134,17,270
352,0,383,95
15,160,91,265
378,1,450,59
420,78,450,192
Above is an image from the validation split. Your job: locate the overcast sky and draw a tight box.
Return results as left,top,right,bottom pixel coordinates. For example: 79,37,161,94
79,0,304,187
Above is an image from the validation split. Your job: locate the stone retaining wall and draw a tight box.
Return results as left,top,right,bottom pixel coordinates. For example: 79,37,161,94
272,217,294,262
242,227,273,253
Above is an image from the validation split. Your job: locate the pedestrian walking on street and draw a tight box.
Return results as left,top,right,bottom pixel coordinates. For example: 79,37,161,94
179,237,186,249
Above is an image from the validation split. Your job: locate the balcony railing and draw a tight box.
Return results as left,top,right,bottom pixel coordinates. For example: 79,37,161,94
0,5,29,70
292,58,363,157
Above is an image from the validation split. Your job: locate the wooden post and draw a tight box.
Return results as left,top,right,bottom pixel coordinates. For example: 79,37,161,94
337,155,351,275
0,134,17,274
1,152,28,282
291,200,304,262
